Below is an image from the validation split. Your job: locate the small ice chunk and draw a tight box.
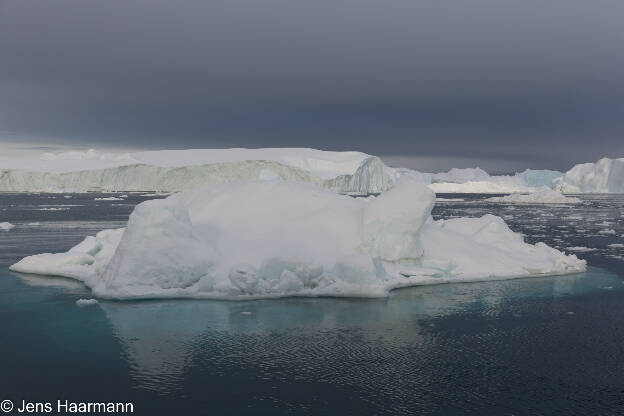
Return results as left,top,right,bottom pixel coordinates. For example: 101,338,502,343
598,229,616,235
76,298,98,306
566,247,597,252
486,187,580,204
0,222,15,231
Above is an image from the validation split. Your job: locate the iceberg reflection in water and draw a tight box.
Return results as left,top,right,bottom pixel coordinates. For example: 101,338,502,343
93,268,611,395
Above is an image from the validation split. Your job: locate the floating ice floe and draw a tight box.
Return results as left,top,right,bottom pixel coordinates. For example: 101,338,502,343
566,247,598,252
435,198,465,202
598,230,616,235
0,222,15,231
10,179,586,300
76,298,99,307
485,188,581,204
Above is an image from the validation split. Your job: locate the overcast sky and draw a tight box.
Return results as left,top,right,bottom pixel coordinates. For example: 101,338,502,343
1,0,623,172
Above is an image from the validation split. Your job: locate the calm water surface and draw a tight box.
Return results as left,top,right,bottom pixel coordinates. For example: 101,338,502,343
1,192,624,415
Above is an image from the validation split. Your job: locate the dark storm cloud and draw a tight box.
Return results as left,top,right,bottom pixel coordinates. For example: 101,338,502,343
1,0,624,172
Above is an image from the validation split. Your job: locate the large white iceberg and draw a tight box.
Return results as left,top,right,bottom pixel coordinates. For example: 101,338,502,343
553,157,624,193
10,179,586,299
0,148,395,195
486,187,581,204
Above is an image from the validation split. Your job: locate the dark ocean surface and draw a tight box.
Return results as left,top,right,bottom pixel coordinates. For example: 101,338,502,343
1,192,623,415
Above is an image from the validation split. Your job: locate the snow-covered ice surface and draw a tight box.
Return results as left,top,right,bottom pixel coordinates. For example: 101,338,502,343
485,187,581,204
11,179,585,300
554,157,624,193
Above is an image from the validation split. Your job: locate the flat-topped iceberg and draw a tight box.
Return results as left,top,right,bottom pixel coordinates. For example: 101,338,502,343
0,147,568,194
553,157,624,193
0,146,570,195
10,179,586,299
0,148,395,195
486,187,581,204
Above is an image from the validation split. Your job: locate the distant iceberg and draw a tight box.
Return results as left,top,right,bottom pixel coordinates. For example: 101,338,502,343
486,187,581,204
0,147,566,194
553,157,624,193
10,179,586,300
422,167,562,194
0,148,396,195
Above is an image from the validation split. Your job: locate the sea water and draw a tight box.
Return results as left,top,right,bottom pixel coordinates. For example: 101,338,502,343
1,193,624,415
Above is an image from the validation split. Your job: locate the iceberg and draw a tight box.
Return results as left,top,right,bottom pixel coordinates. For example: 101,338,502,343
10,179,586,300
421,167,562,194
0,148,396,195
486,187,581,204
76,298,99,307
0,147,566,195
0,146,569,195
553,157,624,193
432,167,491,183
520,169,564,188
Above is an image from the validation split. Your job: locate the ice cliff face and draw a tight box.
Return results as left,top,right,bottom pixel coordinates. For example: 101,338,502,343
323,156,394,195
0,149,396,195
553,157,624,193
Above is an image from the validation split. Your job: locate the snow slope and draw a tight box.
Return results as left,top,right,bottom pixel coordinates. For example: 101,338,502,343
0,148,395,195
11,179,585,300
486,187,581,204
553,157,624,193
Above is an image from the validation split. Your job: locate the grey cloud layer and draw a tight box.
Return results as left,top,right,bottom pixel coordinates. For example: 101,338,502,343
1,0,623,171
